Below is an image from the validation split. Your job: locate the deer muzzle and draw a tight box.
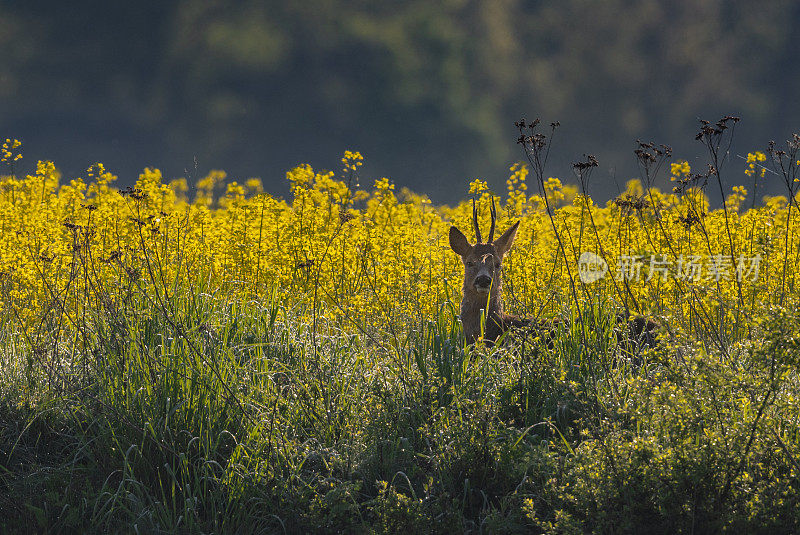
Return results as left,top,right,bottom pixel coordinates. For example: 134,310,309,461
474,274,492,293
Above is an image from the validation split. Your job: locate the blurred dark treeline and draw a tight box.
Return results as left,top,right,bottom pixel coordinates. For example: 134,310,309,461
2,0,799,202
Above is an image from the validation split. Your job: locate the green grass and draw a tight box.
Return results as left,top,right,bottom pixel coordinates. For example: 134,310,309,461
2,274,799,534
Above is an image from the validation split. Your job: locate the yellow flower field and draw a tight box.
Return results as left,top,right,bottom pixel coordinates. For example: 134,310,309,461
2,143,798,345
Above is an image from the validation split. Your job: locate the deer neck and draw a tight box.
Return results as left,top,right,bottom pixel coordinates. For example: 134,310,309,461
460,280,503,343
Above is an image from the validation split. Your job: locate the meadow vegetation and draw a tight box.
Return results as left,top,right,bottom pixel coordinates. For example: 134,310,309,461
1,121,800,533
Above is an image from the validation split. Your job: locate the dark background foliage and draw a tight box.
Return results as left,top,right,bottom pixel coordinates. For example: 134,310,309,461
2,0,798,202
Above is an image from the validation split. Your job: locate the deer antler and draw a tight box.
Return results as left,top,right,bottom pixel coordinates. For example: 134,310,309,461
472,198,482,243
487,196,497,243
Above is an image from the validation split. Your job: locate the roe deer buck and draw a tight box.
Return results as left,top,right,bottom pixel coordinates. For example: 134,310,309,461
449,198,659,348
449,198,530,344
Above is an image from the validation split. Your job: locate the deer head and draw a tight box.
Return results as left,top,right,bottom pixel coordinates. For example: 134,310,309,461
449,197,520,342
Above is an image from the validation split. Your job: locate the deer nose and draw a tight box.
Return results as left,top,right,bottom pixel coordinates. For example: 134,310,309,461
475,275,492,288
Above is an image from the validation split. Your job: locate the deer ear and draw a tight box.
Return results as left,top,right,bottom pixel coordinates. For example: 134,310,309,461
493,220,520,257
449,226,472,257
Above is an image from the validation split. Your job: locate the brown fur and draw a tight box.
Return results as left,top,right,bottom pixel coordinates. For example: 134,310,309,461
615,313,660,353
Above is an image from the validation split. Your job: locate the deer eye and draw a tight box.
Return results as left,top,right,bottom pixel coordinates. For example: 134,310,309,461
466,260,475,267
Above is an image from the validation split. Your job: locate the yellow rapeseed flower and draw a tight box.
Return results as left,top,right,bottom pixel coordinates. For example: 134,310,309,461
1,138,23,162
670,161,691,181
744,151,766,178
468,179,489,195
374,177,394,192
341,150,364,173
